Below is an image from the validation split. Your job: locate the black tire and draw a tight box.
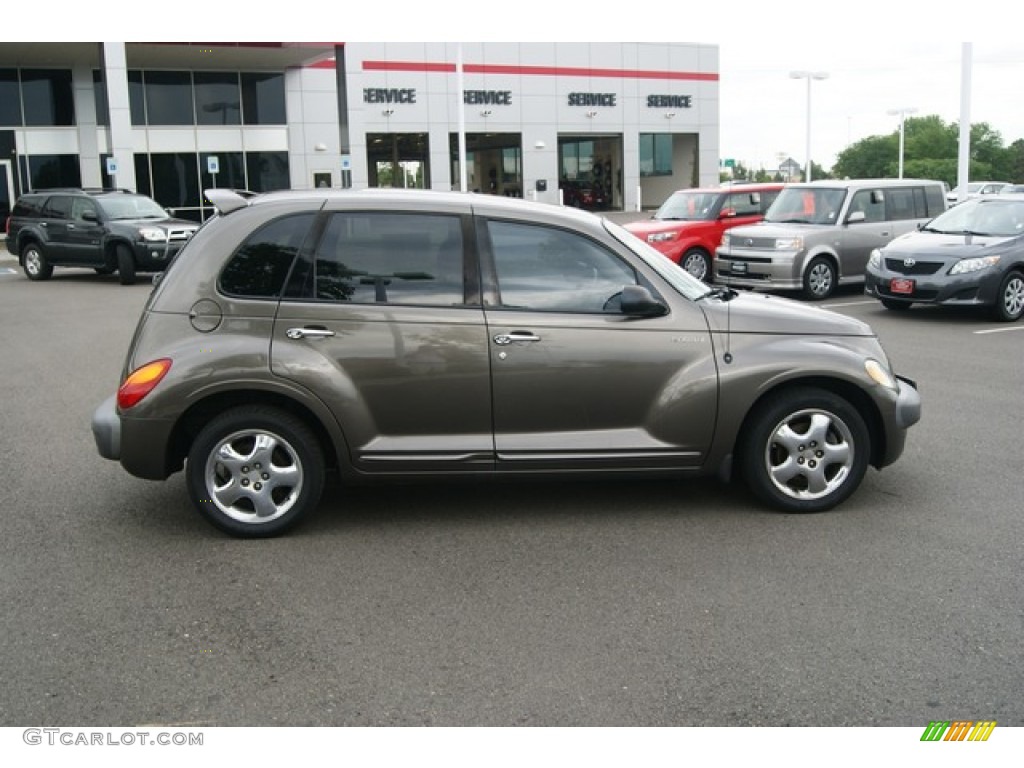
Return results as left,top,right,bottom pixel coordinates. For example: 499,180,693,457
991,270,1024,322
880,298,912,311
186,406,325,538
116,244,136,285
680,248,712,282
740,387,870,514
22,242,53,281
802,257,836,300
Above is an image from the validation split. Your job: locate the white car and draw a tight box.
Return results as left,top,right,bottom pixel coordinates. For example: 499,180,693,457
947,181,1011,204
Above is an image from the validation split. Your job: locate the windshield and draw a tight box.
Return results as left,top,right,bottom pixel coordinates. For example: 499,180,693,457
922,197,1024,237
604,218,708,300
653,191,720,222
96,195,170,220
765,187,847,225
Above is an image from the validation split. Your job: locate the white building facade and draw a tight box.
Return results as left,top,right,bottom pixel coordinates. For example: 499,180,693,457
0,42,720,222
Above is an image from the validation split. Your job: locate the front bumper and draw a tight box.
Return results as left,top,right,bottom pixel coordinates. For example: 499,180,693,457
715,247,802,289
131,240,190,271
864,265,1004,307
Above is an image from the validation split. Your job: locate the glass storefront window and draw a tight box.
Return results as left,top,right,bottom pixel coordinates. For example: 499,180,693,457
241,72,286,125
21,69,74,126
145,71,194,126
28,154,81,189
368,134,429,189
128,71,146,125
150,153,200,209
639,133,672,176
195,72,241,126
246,151,290,192
93,70,109,126
0,69,22,126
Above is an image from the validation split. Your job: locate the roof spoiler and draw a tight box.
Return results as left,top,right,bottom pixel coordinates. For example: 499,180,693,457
204,188,257,215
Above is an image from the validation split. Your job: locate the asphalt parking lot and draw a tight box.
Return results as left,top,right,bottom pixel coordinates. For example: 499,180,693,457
0,233,1022,729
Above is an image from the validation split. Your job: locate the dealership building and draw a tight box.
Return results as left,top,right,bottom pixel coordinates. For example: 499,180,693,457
0,42,720,221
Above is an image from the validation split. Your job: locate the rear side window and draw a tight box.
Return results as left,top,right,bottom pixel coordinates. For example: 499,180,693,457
42,196,72,220
312,212,465,306
12,197,45,218
924,185,946,216
219,213,315,298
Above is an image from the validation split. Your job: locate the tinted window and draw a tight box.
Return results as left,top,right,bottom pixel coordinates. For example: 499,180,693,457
0,69,23,126
21,69,74,126
12,197,45,218
220,213,314,298
195,72,241,126
488,220,637,313
241,73,286,125
887,188,916,221
924,185,946,216
725,191,761,217
313,213,465,306
42,196,72,219
145,71,194,125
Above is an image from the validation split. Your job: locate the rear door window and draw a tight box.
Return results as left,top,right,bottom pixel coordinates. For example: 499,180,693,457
219,213,315,298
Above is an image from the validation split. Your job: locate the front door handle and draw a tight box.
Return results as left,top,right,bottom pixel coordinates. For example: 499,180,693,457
286,327,335,340
493,331,541,345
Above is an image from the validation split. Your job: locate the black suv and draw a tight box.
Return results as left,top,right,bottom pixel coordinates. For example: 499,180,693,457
4,188,199,285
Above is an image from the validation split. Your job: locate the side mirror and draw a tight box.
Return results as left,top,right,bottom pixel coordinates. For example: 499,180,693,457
847,210,866,224
81,210,99,222
719,207,736,219
619,285,668,317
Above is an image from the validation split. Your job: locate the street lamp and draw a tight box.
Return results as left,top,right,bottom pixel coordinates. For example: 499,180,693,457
887,107,918,179
790,70,829,182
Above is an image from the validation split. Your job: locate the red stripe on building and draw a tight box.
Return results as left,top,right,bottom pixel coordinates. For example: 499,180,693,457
361,60,718,82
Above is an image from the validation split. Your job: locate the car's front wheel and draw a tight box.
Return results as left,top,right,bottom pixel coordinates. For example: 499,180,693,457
991,270,1024,322
802,257,836,300
186,406,325,537
681,248,711,282
116,244,137,285
22,243,53,281
741,387,870,513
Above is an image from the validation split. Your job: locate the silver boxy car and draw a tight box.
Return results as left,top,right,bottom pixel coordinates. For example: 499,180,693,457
92,188,921,537
716,179,948,300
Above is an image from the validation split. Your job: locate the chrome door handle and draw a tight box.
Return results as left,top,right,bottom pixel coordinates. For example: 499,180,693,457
286,327,335,340
493,331,541,345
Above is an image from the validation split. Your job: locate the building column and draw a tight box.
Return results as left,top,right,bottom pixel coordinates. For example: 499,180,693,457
101,42,137,192
73,63,101,188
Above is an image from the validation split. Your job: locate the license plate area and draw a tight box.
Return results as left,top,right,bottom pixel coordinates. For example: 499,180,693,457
731,262,748,275
890,277,915,295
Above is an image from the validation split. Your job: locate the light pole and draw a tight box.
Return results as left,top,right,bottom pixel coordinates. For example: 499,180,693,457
790,70,829,182
887,107,918,179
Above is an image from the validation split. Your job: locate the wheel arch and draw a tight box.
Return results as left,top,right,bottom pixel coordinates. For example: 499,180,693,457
726,375,886,478
166,389,342,478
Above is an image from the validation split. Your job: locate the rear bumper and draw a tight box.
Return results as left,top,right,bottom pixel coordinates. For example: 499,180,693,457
91,395,121,460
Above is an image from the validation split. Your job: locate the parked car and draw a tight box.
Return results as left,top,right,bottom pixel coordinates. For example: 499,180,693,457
623,182,784,281
716,179,948,300
947,181,1011,204
864,194,1024,321
559,179,608,211
999,184,1024,194
4,188,199,284
91,188,921,537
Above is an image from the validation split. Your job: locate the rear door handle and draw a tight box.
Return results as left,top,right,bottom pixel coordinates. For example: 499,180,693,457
493,331,541,345
286,327,335,340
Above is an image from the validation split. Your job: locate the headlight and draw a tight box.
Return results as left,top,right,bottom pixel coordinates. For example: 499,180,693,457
720,233,731,248
949,255,1000,274
647,232,676,243
868,249,881,270
775,236,803,250
138,227,168,242
864,358,896,389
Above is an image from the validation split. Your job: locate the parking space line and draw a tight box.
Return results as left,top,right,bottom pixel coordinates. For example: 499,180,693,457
973,326,1024,334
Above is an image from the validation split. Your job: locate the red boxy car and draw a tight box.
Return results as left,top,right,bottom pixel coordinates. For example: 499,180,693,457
625,182,784,281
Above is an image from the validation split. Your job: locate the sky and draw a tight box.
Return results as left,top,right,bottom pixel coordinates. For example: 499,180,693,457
18,2,1024,177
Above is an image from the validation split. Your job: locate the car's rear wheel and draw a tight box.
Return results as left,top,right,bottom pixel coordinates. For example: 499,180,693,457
880,298,912,311
802,257,836,300
991,270,1024,322
186,406,325,538
741,387,870,513
22,243,53,281
681,249,711,282
116,244,136,285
